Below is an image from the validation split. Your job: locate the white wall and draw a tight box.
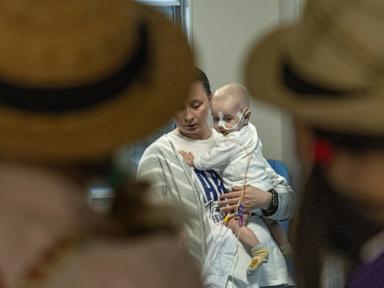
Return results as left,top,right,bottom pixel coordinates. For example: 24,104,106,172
190,0,300,179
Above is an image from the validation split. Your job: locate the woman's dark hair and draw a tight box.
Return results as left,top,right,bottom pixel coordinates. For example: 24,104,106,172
293,130,384,288
194,67,212,98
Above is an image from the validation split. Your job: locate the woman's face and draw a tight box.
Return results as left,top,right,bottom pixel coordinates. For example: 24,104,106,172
174,82,211,140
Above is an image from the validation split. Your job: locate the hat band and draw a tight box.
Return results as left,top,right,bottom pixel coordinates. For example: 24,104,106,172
281,60,349,97
0,22,150,114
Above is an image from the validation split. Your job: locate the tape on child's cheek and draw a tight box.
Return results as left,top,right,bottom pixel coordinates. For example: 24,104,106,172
217,112,228,129
217,110,246,131
218,120,226,128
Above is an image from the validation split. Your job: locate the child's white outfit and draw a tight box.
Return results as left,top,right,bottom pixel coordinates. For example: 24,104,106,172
194,123,273,198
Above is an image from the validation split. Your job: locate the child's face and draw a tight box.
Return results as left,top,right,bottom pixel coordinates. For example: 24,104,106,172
211,97,245,135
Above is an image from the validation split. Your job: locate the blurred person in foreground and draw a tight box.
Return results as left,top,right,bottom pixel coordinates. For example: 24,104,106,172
245,0,384,287
0,0,201,287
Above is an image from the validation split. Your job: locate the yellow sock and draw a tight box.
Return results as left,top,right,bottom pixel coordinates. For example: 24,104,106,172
247,244,269,274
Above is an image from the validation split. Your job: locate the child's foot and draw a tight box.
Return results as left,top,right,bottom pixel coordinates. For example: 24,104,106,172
247,247,269,274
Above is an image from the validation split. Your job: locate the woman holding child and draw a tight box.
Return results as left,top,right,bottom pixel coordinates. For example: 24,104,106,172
137,68,294,287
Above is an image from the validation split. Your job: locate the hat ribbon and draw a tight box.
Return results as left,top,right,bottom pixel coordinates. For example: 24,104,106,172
281,60,352,98
0,22,150,114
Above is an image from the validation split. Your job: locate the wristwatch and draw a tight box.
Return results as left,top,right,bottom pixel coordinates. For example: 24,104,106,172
263,189,278,216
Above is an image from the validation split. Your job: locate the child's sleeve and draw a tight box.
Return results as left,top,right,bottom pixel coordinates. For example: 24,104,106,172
194,138,239,170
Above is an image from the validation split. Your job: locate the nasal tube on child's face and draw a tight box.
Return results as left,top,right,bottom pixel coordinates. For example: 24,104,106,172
218,111,245,133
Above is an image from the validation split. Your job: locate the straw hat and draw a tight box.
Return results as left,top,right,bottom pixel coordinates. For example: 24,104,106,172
245,0,384,134
0,0,194,162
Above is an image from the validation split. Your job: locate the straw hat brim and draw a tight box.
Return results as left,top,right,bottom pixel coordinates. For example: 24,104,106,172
245,25,384,135
0,3,194,163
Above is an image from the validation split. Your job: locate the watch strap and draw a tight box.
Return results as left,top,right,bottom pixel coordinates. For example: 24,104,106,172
263,189,278,216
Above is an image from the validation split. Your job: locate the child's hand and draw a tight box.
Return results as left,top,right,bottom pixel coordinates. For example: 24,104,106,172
225,216,241,235
179,150,195,166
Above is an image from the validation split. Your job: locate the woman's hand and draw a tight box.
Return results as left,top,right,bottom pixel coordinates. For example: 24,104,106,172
219,186,272,214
